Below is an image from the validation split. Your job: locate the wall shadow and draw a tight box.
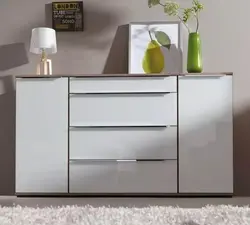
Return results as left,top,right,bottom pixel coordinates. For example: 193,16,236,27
55,4,120,50
161,44,183,73
0,43,28,195
0,75,15,195
45,3,53,28
0,43,28,71
103,25,129,74
233,107,250,196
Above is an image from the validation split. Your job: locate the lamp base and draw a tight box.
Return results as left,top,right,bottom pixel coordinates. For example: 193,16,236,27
36,59,52,75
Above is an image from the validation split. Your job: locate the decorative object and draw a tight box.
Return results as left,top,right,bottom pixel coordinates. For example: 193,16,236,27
129,22,184,74
30,27,57,75
148,0,204,73
142,30,166,74
187,32,202,72
52,1,84,32
15,73,233,195
0,205,249,225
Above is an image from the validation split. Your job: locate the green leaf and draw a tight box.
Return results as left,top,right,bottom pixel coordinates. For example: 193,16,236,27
192,0,204,12
182,8,194,23
148,0,160,8
155,31,171,50
164,2,179,16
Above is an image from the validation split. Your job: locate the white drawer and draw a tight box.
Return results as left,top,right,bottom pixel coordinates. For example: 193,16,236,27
69,160,177,193
70,127,177,160
70,93,177,126
69,77,177,93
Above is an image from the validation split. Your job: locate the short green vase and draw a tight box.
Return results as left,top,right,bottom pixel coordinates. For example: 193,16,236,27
187,32,203,73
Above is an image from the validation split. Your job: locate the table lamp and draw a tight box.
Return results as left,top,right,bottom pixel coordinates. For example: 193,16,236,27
30,27,57,75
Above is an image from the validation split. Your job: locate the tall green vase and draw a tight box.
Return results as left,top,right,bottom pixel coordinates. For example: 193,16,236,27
187,32,203,73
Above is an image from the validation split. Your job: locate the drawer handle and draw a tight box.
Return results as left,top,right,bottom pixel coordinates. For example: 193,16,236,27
70,75,172,78
69,159,168,164
70,125,171,129
69,92,172,95
69,159,136,164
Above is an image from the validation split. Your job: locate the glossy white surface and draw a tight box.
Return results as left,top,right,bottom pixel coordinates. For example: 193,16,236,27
178,76,233,193
70,160,177,193
16,78,68,193
70,77,177,93
70,127,177,160
15,75,233,195
70,93,177,126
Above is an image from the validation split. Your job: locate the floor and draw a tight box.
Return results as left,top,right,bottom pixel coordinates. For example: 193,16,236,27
0,196,250,208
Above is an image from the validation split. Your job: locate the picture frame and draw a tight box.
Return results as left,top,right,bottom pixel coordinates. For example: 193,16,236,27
128,21,185,74
52,1,84,32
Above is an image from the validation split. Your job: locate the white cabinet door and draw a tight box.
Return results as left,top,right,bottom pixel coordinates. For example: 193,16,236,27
179,76,233,193
16,78,68,193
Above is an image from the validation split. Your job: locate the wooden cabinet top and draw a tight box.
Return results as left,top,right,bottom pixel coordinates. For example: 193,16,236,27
15,72,233,78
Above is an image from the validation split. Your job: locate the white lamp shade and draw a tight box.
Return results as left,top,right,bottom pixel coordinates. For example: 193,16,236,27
30,27,57,54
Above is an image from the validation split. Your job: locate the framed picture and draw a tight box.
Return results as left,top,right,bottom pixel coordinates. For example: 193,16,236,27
52,1,84,32
128,21,184,74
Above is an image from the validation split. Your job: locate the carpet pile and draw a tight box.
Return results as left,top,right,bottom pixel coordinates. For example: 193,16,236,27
0,205,249,225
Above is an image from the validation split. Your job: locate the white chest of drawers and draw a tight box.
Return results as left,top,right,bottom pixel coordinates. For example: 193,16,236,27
15,73,233,196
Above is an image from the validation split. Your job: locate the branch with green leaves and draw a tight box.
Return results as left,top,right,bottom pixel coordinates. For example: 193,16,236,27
148,0,204,33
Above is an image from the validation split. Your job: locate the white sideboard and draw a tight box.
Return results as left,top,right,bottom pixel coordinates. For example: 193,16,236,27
15,73,233,196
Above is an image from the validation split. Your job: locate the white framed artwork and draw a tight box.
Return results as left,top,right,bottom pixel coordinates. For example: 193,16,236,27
129,21,185,74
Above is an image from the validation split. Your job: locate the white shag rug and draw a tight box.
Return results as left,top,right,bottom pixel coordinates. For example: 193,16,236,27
0,205,250,225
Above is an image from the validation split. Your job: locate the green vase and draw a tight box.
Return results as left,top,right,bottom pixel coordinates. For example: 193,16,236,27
187,32,203,73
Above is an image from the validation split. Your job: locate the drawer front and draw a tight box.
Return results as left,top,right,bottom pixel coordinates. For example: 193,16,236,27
69,160,177,193
70,93,177,126
70,77,177,93
70,127,177,160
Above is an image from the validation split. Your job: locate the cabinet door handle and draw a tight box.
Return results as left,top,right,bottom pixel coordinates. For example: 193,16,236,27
179,75,221,79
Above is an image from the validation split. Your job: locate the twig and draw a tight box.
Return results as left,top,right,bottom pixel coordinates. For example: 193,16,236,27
157,1,191,33
148,30,153,41
195,13,199,32
177,15,191,33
